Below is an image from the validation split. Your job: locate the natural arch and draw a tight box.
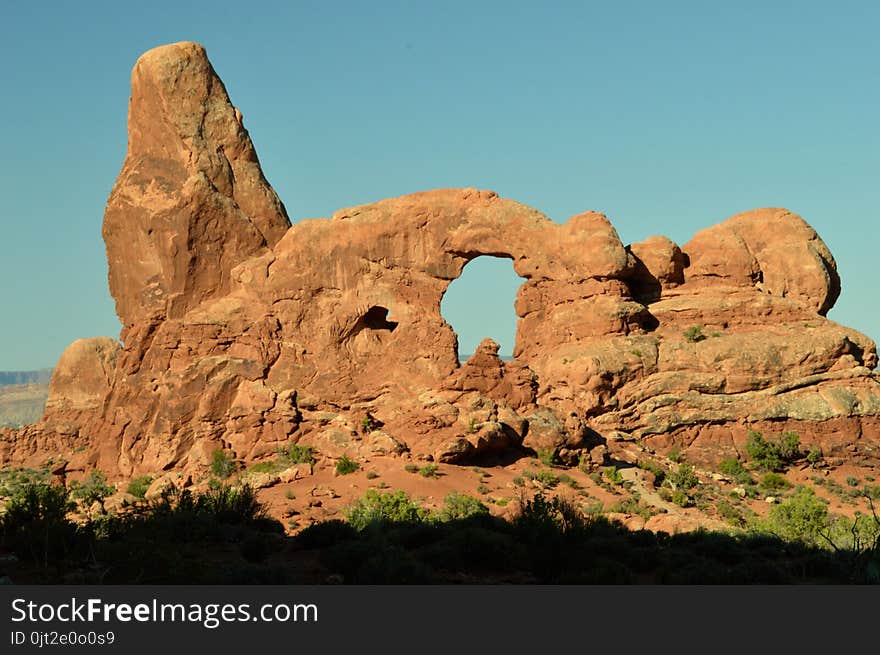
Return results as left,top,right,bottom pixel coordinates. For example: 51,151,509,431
440,256,525,362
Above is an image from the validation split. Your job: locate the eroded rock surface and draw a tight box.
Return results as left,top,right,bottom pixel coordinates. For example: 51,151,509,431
3,41,878,480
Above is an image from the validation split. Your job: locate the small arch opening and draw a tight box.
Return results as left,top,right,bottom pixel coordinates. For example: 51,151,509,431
440,256,524,362
359,306,398,333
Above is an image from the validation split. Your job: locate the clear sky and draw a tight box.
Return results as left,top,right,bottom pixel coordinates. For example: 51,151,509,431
0,1,877,369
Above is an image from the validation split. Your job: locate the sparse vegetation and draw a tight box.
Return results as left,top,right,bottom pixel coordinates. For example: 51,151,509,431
284,444,316,465
683,325,706,343
718,458,753,485
744,430,801,472
344,489,427,530
537,448,558,467
759,472,792,492
535,469,560,488
419,464,439,478
126,475,153,500
210,449,237,480
434,492,489,521
603,466,623,485
405,463,420,474
335,456,359,476
69,470,114,511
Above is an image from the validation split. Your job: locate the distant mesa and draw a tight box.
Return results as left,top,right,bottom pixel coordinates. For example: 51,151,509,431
2,41,878,483
0,369,53,387
0,369,52,429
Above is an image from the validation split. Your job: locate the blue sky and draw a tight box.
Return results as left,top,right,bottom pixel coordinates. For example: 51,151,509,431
0,1,877,368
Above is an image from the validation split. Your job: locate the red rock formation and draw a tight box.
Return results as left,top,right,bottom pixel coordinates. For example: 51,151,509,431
3,41,878,480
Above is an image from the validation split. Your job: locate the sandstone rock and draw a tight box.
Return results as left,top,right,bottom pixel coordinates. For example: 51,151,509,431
103,42,290,328
3,41,879,487
144,474,177,501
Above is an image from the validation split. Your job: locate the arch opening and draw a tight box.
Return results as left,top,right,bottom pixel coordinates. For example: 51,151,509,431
440,256,524,363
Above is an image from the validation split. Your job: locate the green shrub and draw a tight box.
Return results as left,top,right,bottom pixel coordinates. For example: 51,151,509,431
667,462,699,491
345,490,427,530
716,499,744,526
1,482,73,528
404,463,419,473
0,467,52,498
512,476,524,487
477,484,491,495
671,489,691,507
683,325,706,343
536,469,559,488
756,486,830,546
718,458,752,485
467,418,477,434
435,492,489,521
365,471,379,480
335,456,359,476
537,448,557,467
578,452,591,473
418,464,439,478
667,446,684,463
194,483,268,524
806,447,823,467
557,473,579,489
248,461,280,474
285,444,316,465
210,450,237,480
70,470,114,510
759,472,792,492
603,466,623,485
745,431,801,472
126,475,153,500
637,459,666,486
846,476,859,487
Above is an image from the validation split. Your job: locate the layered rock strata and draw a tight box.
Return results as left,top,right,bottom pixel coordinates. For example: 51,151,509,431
3,42,878,479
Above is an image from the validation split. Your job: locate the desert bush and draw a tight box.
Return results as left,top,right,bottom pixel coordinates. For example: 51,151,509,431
603,466,623,485
126,475,153,500
285,444,316,465
70,470,114,510
195,483,268,524
756,486,829,546
745,430,801,472
345,490,427,530
210,450,237,479
335,456,359,476
683,325,706,343
537,448,558,467
667,462,699,491
435,492,489,522
1,482,73,528
807,447,823,467
759,472,792,492
536,469,560,488
718,458,753,485
637,459,666,486
418,464,439,478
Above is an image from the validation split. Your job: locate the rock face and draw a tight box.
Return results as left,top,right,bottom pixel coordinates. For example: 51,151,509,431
3,41,879,479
